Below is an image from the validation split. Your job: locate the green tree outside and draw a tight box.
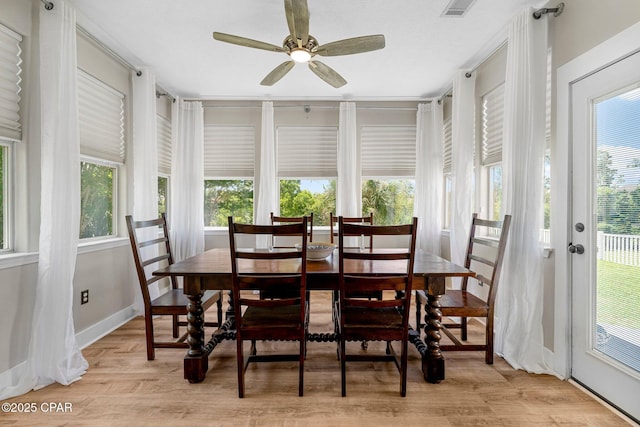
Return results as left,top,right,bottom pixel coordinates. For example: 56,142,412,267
204,180,253,226
80,162,113,238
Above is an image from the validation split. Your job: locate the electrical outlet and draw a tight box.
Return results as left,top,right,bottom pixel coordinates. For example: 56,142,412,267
81,290,89,305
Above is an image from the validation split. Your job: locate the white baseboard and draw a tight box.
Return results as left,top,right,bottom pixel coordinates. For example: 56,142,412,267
0,306,137,397
76,304,138,349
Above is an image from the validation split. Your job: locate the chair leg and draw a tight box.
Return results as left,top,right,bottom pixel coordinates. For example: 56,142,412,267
144,314,155,361
461,316,468,341
486,319,494,365
172,314,179,338
237,338,245,398
340,338,347,397
400,338,408,397
415,296,422,333
299,338,305,397
216,298,223,326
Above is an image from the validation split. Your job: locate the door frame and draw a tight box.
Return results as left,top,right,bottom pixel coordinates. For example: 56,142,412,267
554,20,640,379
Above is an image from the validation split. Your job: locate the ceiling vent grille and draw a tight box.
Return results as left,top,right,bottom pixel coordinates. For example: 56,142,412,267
441,0,477,17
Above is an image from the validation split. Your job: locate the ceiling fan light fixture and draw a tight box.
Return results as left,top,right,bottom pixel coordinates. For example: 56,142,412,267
290,48,311,63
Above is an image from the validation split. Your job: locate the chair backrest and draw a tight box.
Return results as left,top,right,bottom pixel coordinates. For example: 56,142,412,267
329,212,374,248
228,216,308,325
270,212,314,246
338,216,418,323
462,213,512,309
126,213,177,309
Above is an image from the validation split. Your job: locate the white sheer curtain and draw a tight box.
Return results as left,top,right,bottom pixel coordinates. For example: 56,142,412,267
0,1,88,400
494,8,551,374
337,102,358,217
255,101,277,247
169,98,205,261
413,102,443,254
449,71,476,270
131,68,159,312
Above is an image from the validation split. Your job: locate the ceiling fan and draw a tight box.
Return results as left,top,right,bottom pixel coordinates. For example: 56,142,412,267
212,0,385,88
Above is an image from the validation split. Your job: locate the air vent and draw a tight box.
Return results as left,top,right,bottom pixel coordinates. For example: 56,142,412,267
441,0,477,17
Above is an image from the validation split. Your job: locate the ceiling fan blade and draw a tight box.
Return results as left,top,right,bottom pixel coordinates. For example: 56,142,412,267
308,61,347,88
315,35,385,57
284,0,309,47
213,32,285,53
260,61,295,86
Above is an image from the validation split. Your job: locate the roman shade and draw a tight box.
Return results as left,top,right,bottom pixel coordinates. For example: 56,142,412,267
442,118,453,174
481,83,505,165
203,125,255,178
77,70,125,163
157,115,171,174
361,125,416,177
277,126,337,177
0,24,22,141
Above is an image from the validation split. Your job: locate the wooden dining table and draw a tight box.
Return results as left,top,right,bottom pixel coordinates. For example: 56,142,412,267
153,247,474,384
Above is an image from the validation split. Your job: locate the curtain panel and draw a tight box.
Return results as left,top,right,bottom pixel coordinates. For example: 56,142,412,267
169,98,205,261
337,101,358,217
449,71,476,272
494,8,552,374
414,102,443,254
255,101,276,247
131,68,159,313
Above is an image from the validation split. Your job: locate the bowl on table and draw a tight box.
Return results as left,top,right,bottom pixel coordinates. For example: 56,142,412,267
295,242,336,261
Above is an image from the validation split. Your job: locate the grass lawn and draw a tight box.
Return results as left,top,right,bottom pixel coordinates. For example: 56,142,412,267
597,260,640,330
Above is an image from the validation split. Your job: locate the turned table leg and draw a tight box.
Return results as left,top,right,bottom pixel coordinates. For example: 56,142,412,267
422,277,445,383
183,279,208,383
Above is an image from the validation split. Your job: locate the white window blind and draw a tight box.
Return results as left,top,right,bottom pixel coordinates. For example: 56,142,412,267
361,125,416,177
442,117,452,174
0,24,22,141
481,83,505,165
203,125,255,178
157,115,171,175
77,70,125,163
277,126,337,177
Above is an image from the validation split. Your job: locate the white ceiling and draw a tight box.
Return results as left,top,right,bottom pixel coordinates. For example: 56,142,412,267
68,0,547,101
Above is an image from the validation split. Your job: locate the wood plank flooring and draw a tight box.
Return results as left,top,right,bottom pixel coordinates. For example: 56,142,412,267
1,292,633,426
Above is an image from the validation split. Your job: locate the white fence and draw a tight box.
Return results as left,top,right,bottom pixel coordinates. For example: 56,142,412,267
598,232,640,267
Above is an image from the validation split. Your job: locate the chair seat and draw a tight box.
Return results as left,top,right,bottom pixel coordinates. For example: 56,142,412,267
440,290,489,317
242,304,303,330
341,306,404,330
151,289,220,314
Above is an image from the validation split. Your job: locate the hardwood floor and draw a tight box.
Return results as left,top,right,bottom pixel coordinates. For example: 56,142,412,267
1,291,633,426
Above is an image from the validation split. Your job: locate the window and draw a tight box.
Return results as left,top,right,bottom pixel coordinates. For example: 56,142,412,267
361,126,415,225
158,176,168,217
481,84,505,221
0,24,23,251
204,125,255,226
442,118,452,229
277,126,337,225
80,160,116,239
77,70,125,239
157,115,171,217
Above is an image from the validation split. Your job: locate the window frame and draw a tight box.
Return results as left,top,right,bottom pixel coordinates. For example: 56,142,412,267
0,140,13,253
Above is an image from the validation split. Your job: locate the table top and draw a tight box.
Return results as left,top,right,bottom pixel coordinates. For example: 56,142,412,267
154,247,473,280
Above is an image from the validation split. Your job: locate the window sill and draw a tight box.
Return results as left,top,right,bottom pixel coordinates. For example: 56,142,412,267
0,252,39,270
77,237,129,254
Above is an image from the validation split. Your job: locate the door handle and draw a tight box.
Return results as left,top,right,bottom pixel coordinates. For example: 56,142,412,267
568,243,585,254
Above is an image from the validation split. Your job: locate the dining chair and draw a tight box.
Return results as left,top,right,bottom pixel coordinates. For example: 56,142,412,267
329,213,379,350
126,213,223,361
270,212,314,247
414,213,511,364
228,216,309,398
336,216,418,397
